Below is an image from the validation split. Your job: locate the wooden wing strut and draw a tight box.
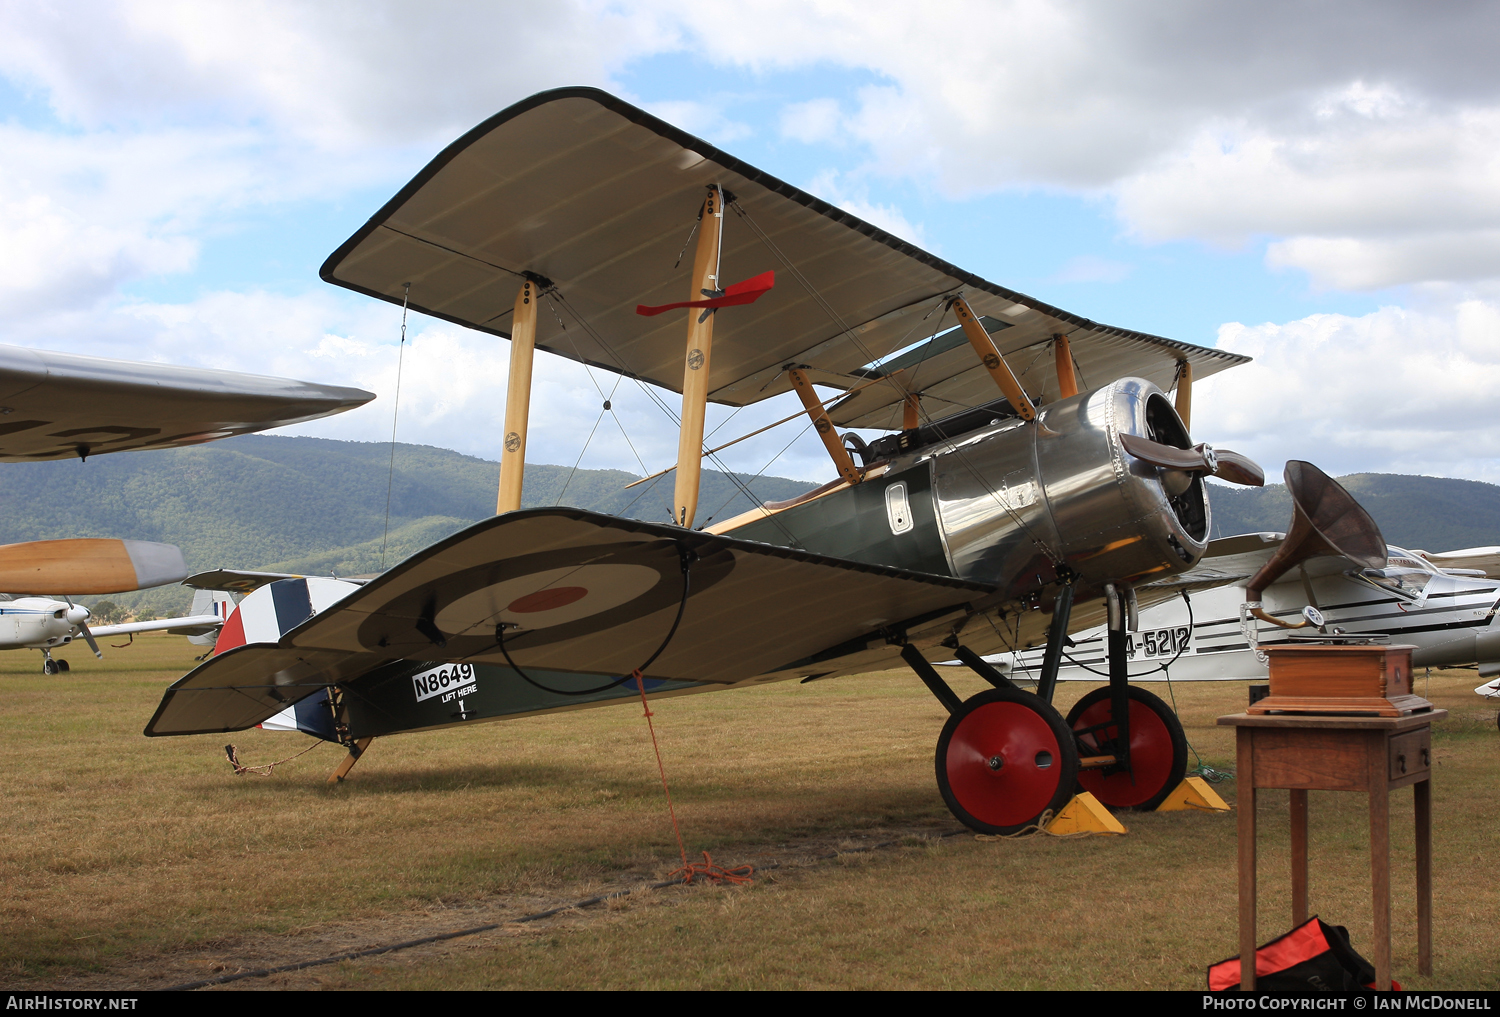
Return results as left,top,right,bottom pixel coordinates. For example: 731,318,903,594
951,296,1037,421
673,187,725,528
498,278,539,514
1175,360,1193,431
788,368,861,484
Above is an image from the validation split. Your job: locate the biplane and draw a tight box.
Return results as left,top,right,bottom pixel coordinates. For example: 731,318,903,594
147,86,1284,834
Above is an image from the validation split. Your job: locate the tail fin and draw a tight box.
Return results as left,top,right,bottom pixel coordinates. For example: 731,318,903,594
187,589,239,646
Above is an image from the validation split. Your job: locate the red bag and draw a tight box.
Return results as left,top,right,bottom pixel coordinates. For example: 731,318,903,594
1208,916,1400,992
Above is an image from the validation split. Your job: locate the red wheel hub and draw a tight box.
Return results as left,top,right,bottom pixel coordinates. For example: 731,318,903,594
944,700,1065,828
1074,698,1175,807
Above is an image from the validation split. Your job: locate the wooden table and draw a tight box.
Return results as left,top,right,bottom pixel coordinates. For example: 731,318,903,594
1217,710,1444,991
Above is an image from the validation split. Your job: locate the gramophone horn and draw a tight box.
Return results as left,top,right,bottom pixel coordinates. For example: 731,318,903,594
1244,461,1387,629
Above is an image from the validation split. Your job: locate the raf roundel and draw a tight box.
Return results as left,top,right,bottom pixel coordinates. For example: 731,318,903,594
434,564,663,636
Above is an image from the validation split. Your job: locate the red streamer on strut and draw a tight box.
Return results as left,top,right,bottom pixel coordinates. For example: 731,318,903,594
632,671,754,886
634,271,775,317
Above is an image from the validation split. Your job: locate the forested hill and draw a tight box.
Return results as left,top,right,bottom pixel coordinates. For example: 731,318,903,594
0,435,814,614
3,434,1495,615
1208,473,1500,551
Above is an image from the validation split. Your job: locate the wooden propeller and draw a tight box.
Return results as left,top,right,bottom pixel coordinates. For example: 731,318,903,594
0,538,189,594
1119,433,1264,487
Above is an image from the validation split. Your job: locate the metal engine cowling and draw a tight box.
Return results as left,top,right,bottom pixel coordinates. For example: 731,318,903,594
929,377,1209,598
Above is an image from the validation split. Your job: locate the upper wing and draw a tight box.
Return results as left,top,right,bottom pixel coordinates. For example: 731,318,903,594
1419,546,1500,579
0,345,374,462
321,87,1248,428
145,507,995,736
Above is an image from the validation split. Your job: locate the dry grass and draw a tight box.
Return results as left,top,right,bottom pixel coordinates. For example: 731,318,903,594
1,634,1496,990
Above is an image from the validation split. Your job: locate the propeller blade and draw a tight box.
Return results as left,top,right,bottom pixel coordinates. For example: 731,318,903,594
1210,448,1265,487
1121,433,1265,488
1119,433,1207,471
79,623,102,659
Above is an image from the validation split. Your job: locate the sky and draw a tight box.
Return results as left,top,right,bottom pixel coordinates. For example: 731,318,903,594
3,0,1500,496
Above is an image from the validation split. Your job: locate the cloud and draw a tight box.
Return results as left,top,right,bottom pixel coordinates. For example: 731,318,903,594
7,0,1500,490
3,285,847,484
0,0,685,148
1050,255,1133,284
1193,298,1500,483
803,169,928,247
672,0,1500,291
638,99,752,145
779,98,842,144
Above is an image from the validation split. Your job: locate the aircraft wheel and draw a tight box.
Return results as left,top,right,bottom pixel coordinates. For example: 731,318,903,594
935,688,1079,835
1066,685,1187,811
57,659,70,672
42,659,57,675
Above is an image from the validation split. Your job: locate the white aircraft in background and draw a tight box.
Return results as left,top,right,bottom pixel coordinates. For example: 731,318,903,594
0,538,236,673
0,591,233,673
996,534,1500,687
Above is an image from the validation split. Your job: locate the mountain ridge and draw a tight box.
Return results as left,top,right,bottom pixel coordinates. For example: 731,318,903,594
2,435,1495,615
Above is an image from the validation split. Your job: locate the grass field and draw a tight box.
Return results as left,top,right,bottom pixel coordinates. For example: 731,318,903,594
1,633,1496,990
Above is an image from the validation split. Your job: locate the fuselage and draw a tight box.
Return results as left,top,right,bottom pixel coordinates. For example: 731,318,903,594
999,544,1500,682
0,597,89,650
715,376,1210,606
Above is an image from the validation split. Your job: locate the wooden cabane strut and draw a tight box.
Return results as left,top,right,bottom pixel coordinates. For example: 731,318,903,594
787,368,861,485
1174,359,1193,430
950,296,1038,420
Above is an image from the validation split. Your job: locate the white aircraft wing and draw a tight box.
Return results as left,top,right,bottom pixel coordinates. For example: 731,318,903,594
90,614,223,638
0,345,375,462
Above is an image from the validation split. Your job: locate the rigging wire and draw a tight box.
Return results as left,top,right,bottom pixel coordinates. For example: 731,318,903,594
548,289,804,545
555,403,608,506
379,283,411,572
542,291,646,478
700,418,816,526
730,200,1062,566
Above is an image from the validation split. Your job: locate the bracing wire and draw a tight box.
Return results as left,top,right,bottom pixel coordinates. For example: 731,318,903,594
730,200,1061,565
548,289,804,544
700,418,815,525
556,404,608,506
543,291,646,478
379,283,410,571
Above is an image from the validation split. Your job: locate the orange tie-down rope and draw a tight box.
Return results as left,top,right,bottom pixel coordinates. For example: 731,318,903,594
633,671,754,886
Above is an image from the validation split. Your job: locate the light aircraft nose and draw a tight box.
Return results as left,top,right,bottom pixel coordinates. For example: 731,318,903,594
65,605,90,627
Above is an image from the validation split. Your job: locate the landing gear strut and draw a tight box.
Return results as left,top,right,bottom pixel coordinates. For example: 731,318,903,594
912,582,1188,833
41,650,69,675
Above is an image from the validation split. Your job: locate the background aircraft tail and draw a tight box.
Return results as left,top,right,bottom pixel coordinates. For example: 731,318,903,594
185,589,238,646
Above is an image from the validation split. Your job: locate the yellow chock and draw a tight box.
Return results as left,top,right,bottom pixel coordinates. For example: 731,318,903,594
1045,792,1127,836
1155,776,1231,813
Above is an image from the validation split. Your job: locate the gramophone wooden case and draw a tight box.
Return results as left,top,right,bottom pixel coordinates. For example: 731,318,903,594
1249,643,1432,716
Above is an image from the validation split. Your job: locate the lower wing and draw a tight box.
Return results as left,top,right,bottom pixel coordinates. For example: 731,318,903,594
145,508,996,737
